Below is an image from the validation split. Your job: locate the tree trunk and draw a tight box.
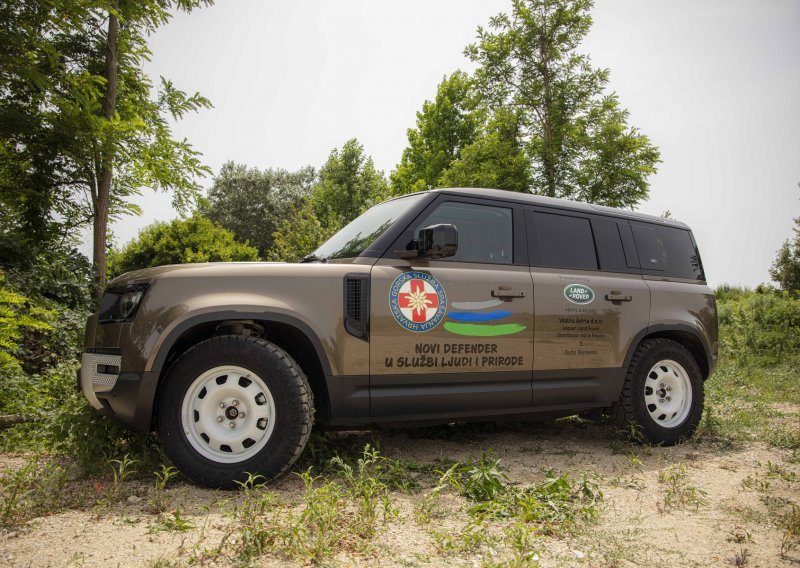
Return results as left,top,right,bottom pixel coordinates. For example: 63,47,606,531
0,414,37,429
539,42,556,198
93,1,120,301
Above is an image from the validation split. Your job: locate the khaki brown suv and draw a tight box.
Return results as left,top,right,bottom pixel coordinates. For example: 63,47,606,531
80,188,718,488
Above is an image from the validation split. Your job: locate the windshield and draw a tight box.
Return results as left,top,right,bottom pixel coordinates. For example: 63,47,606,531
311,194,423,260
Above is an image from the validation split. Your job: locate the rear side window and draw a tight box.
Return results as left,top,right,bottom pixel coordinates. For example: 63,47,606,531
531,212,598,270
631,223,705,280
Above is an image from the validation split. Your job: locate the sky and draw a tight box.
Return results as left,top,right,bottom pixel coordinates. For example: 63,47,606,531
98,0,800,288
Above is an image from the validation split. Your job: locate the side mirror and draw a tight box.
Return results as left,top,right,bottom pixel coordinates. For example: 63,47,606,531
398,223,458,260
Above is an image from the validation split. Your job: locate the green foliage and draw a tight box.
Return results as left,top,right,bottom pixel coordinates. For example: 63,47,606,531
0,274,54,374
0,0,212,284
0,457,71,528
148,509,195,534
440,108,532,192
439,454,509,503
718,290,800,364
465,0,660,204
148,464,179,514
2,246,93,312
395,0,660,206
109,214,258,277
434,456,601,536
269,139,389,262
702,288,800,447
657,464,708,513
223,445,398,564
770,215,800,292
200,162,316,258
0,360,152,474
391,71,480,194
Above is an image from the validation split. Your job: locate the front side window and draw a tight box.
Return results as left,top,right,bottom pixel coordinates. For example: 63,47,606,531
312,194,423,260
413,201,513,264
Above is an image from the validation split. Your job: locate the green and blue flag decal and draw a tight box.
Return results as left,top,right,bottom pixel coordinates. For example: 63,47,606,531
444,299,526,337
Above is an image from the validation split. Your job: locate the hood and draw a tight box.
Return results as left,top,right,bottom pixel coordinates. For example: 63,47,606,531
107,261,356,289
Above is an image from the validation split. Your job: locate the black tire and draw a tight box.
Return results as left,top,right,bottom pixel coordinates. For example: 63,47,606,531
613,338,704,445
156,335,313,489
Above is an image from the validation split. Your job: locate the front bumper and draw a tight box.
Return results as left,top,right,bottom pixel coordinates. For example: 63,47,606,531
79,351,160,432
80,352,122,410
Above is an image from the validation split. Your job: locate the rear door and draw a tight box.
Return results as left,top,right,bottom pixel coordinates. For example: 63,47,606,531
369,195,534,419
525,208,650,407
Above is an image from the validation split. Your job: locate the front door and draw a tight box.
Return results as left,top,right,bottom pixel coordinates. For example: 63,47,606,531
369,197,534,419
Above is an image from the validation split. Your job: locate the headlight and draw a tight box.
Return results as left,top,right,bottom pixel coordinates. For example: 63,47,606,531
98,284,148,324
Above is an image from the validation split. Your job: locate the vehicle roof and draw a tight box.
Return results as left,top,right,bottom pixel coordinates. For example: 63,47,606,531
407,187,690,230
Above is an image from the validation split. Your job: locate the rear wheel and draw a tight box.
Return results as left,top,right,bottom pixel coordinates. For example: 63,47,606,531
156,335,313,488
614,338,703,445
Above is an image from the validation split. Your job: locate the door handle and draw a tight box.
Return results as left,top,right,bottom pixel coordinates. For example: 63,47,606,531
605,291,633,304
491,287,525,299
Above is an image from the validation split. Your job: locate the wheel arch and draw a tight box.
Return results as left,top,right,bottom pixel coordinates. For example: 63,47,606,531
148,311,332,431
624,324,711,380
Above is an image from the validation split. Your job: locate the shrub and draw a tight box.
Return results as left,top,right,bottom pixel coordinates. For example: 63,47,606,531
718,290,800,364
109,213,258,278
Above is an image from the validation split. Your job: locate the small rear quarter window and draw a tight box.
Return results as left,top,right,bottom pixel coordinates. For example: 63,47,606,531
631,223,705,280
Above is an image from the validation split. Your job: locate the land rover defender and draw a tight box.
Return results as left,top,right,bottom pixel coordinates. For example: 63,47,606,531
80,188,718,488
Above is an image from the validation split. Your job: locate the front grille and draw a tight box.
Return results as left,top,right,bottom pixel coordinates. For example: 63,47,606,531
344,273,370,341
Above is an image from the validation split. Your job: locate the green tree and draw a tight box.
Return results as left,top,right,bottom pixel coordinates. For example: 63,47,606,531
464,0,660,206
269,139,389,262
109,214,258,277
0,1,213,297
200,162,316,258
770,215,800,292
440,108,531,192
390,71,480,195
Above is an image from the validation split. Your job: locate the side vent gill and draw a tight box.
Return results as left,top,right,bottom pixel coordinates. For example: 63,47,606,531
344,273,370,341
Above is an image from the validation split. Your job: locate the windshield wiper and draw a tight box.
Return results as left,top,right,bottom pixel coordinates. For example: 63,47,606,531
300,253,328,263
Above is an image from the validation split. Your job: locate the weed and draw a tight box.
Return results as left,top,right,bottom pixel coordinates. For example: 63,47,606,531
431,520,497,556
148,464,178,514
766,460,798,482
741,474,771,493
657,464,707,513
330,446,398,535
627,452,643,468
729,548,750,567
726,527,754,544
432,457,601,537
104,454,138,502
147,508,195,534
414,491,448,525
502,522,541,567
437,453,508,502
222,446,399,564
514,470,602,535
781,504,800,558
0,456,71,527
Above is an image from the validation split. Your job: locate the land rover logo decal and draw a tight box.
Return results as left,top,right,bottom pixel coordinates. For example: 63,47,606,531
563,284,595,305
389,271,447,332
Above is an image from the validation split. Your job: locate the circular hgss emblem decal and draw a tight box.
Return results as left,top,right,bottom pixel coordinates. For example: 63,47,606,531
563,283,595,305
389,271,447,332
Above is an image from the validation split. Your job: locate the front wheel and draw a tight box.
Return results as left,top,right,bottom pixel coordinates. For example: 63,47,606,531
156,335,313,488
614,338,704,445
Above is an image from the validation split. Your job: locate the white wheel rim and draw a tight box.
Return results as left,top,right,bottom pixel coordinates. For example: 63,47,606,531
181,365,276,463
643,359,692,428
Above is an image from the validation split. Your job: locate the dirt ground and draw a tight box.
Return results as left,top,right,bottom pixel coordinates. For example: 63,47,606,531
2,419,799,567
